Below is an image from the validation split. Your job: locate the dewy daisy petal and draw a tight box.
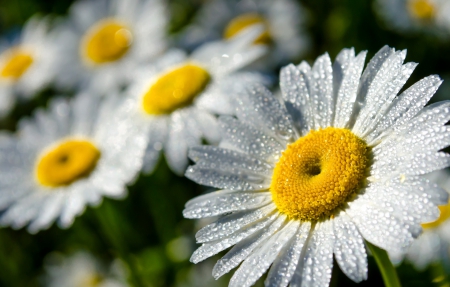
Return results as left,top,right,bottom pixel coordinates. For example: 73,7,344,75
0,92,147,233
120,26,268,175
183,46,450,287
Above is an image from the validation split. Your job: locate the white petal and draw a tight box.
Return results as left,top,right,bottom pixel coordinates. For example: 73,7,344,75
195,203,277,243
142,117,168,174
235,83,296,142
265,222,312,287
190,212,279,264
291,221,334,287
27,192,65,233
333,212,368,283
183,191,273,219
308,53,334,129
346,198,414,255
218,116,285,164
280,64,312,135
333,49,367,128
369,75,443,142
212,214,286,279
229,220,299,287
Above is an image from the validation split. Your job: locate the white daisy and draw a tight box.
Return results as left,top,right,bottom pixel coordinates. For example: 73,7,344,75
177,0,309,69
404,169,450,270
121,27,267,175
183,45,450,286
374,0,450,35
54,0,168,95
43,251,128,287
0,92,147,233
0,16,60,117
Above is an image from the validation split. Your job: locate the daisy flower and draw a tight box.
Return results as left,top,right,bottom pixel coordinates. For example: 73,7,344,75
0,92,147,233
183,45,450,286
43,251,128,287
54,0,168,94
0,16,60,117
121,27,267,175
178,0,309,69
374,0,450,35
404,169,450,270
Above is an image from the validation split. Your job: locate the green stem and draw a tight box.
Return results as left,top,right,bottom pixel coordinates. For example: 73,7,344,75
430,262,450,287
96,201,144,287
366,241,402,287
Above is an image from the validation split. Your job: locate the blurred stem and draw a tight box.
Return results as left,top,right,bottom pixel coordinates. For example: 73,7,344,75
431,262,450,287
366,241,402,287
96,200,144,287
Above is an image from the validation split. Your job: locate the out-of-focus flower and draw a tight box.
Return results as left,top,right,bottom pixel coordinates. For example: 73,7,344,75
403,169,450,270
0,16,61,117
0,92,147,233
178,0,309,70
374,0,450,36
183,46,450,287
43,251,128,287
120,26,267,175
54,0,168,95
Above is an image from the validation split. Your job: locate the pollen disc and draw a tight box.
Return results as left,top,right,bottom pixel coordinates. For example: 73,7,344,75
407,0,435,21
81,18,132,65
35,139,101,187
0,48,33,80
223,13,271,45
141,63,211,115
270,127,369,221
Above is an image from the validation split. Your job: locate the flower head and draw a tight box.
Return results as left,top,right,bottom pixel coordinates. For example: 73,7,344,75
0,92,147,233
183,46,450,286
54,0,168,95
120,26,267,175
0,16,61,117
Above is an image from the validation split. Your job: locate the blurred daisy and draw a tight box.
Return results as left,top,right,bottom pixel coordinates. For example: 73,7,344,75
0,92,147,233
122,27,267,175
183,46,450,286
178,0,309,69
55,0,168,94
404,169,450,270
375,0,450,35
43,251,128,287
0,16,60,117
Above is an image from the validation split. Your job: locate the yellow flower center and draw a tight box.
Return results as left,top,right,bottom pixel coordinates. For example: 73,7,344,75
422,202,450,229
141,63,211,115
0,48,33,80
407,0,435,21
81,19,132,65
270,127,369,221
78,273,103,287
223,13,271,45
35,139,101,187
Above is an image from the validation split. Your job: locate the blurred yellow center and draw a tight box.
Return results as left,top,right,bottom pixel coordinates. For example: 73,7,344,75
82,19,132,64
78,273,103,287
142,63,211,115
223,13,271,45
422,202,450,229
408,0,435,21
36,139,101,187
0,48,33,80
270,127,369,221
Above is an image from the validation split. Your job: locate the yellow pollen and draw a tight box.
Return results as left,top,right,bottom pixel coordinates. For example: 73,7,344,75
81,19,132,64
408,0,435,21
223,13,271,45
142,63,211,115
0,48,33,80
35,139,101,188
422,201,450,229
78,273,103,287
270,127,370,221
